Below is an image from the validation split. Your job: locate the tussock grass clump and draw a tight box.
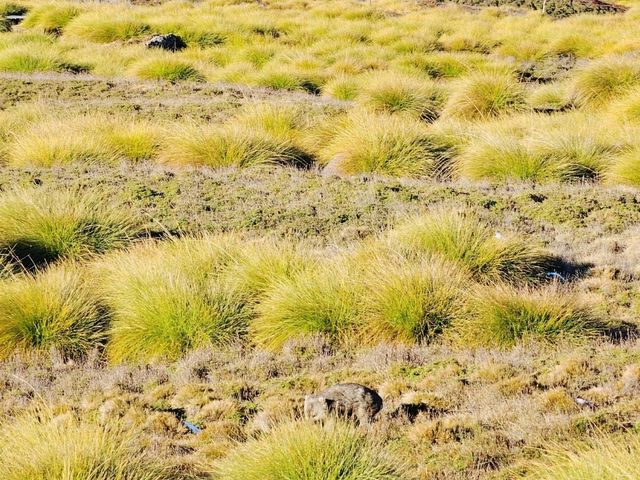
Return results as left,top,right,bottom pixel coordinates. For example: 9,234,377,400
8,119,117,167
21,3,80,34
398,52,468,79
444,72,527,119
231,102,311,139
458,134,550,181
131,57,204,82
221,240,311,299
360,256,469,344
609,88,640,122
0,411,171,480
528,83,572,112
0,2,26,32
99,236,251,362
537,132,615,181
0,188,138,267
525,433,640,480
0,265,105,359
392,210,554,284
162,123,311,168
7,115,163,165
252,262,360,350
65,15,150,43
322,75,361,100
255,66,323,94
607,147,640,186
0,2,27,16
213,421,406,480
456,285,606,347
0,47,66,73
573,57,640,107
318,112,457,178
358,73,445,121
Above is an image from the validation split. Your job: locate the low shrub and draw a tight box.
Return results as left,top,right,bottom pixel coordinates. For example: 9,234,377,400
455,285,606,347
444,72,527,120
0,411,172,480
0,187,138,267
213,421,407,480
0,265,106,359
391,210,554,283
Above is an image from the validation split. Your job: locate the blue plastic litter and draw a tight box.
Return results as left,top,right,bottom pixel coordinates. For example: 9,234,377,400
182,420,202,434
545,272,566,282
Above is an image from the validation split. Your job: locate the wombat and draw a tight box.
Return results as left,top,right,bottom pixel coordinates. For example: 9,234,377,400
304,383,383,424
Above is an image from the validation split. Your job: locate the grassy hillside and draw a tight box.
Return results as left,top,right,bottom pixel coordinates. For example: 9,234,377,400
2,0,640,479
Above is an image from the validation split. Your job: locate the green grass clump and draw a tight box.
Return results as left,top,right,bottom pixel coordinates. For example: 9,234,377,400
162,123,311,168
607,147,640,186
0,2,27,15
458,134,550,181
0,47,64,73
399,52,468,79
537,132,615,181
21,3,80,34
0,188,138,267
8,119,117,167
322,75,361,100
0,2,26,32
609,88,640,122
358,73,445,121
444,72,527,119
221,240,311,299
65,15,150,42
318,111,457,178
392,210,554,284
0,265,105,359
456,285,605,347
525,433,640,480
573,57,640,107
99,237,251,362
252,262,360,350
131,57,204,82
255,66,323,94
0,411,172,480
213,421,406,480
360,256,468,344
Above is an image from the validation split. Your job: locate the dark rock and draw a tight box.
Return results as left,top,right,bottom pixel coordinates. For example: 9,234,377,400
145,34,187,52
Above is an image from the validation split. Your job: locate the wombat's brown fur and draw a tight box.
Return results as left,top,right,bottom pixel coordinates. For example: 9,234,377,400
304,383,383,424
